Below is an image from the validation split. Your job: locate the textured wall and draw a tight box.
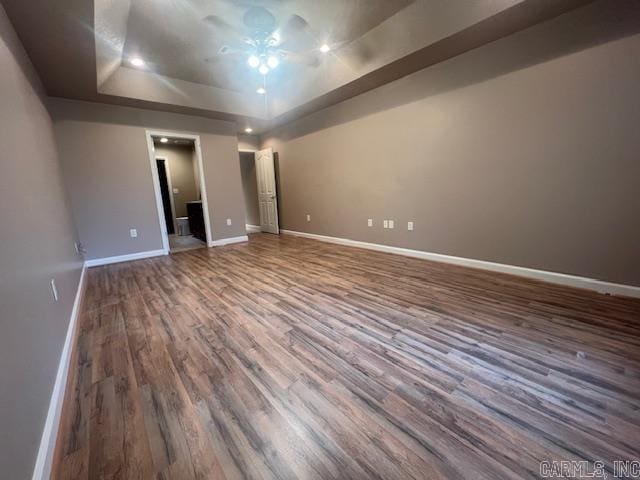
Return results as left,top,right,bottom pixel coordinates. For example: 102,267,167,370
262,5,640,286
0,6,83,479
50,98,248,259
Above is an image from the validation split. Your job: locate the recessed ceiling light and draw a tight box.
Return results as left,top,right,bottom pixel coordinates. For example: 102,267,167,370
319,44,331,53
267,56,279,69
247,55,260,68
160,137,168,143
244,127,253,134
258,64,269,75
256,87,266,95
130,57,145,67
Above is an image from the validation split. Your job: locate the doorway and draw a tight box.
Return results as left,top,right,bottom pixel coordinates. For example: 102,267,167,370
239,147,280,234
146,131,213,253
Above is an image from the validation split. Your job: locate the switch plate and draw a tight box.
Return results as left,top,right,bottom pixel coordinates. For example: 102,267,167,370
130,229,138,238
172,188,179,194
50,279,59,302
407,221,414,231
306,214,311,222
367,219,373,227
226,218,232,226
388,220,394,229
383,220,388,229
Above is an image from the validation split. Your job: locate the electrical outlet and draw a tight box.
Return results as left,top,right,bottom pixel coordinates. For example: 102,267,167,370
172,188,179,194
306,214,311,222
383,220,388,229
367,219,373,227
226,218,232,226
388,220,394,229
407,221,414,231
50,279,59,302
130,229,138,238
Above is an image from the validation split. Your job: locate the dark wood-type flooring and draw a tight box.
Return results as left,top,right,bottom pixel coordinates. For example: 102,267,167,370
54,233,640,479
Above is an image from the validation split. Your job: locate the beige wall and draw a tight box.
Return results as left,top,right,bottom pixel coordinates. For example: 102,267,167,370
0,6,83,480
50,98,248,259
239,152,260,226
238,133,260,152
262,6,640,287
154,144,199,219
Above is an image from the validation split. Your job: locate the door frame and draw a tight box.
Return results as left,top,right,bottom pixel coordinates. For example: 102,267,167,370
155,156,178,235
145,130,213,253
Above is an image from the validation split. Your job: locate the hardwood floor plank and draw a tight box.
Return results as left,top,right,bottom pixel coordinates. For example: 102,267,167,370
54,233,640,479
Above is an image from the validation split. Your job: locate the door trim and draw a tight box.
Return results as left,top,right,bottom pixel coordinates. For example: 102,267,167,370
145,130,213,253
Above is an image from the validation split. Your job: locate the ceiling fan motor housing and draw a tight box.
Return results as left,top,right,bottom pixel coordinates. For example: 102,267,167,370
243,6,276,39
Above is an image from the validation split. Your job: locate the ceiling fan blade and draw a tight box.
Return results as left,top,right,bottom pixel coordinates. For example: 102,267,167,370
203,14,247,43
278,49,320,68
204,44,246,63
279,14,310,38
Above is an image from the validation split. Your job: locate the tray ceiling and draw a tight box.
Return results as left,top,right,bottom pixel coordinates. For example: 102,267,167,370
2,0,599,133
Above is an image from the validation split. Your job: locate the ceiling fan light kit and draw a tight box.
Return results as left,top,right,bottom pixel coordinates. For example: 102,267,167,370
247,55,260,68
267,55,279,69
204,5,324,77
203,4,335,114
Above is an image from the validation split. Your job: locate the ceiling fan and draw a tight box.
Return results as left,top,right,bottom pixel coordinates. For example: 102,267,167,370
203,3,322,74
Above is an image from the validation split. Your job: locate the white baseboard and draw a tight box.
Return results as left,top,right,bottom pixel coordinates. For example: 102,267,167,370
32,264,87,480
84,248,167,267
280,229,640,298
209,235,249,247
245,224,261,233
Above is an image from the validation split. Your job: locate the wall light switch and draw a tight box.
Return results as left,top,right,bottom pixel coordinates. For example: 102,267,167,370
50,279,59,302
130,229,138,238
383,220,389,229
306,214,311,222
388,220,395,229
367,219,373,227
407,221,414,231
226,218,232,226
172,188,179,194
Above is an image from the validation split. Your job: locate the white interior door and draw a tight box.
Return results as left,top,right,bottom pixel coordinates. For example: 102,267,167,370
255,148,279,234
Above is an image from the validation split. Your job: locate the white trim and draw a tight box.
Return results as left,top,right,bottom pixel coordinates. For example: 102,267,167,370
246,224,261,233
155,156,178,234
280,230,640,299
145,134,170,254
145,130,213,253
239,148,257,153
210,235,249,247
193,136,214,247
32,265,87,480
85,249,166,267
